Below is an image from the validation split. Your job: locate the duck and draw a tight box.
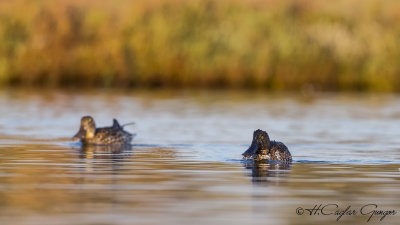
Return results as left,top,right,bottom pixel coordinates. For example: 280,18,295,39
242,129,292,162
73,116,135,145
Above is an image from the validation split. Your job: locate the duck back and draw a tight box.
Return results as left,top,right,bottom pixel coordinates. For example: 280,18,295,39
269,141,292,162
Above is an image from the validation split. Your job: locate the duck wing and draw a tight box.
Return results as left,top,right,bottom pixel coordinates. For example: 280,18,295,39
93,127,131,145
112,119,135,138
112,119,121,129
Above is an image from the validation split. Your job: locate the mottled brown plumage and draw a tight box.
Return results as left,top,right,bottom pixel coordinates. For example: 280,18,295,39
242,129,292,162
73,116,135,145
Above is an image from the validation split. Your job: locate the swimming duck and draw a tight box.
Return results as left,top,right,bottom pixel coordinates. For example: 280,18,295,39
242,129,292,162
73,116,135,145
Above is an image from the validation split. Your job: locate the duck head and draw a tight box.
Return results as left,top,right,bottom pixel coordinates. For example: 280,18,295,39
242,129,270,159
73,116,96,140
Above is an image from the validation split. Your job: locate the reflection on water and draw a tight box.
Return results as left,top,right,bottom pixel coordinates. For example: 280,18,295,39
243,161,292,184
77,144,133,173
78,144,133,158
0,90,399,225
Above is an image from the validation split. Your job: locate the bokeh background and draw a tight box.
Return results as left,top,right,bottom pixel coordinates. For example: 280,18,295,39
0,0,400,91
1,2,400,225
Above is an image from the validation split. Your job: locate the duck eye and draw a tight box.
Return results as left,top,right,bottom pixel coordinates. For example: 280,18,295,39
261,136,264,140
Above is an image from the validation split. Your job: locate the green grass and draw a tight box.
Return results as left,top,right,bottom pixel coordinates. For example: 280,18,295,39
1,0,400,91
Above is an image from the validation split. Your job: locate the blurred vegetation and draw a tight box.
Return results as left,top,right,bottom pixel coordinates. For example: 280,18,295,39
0,0,400,91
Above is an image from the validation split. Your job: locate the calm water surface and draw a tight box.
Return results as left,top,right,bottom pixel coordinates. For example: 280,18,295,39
0,90,399,225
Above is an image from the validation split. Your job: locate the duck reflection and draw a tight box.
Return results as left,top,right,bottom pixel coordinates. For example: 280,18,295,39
243,160,292,184
76,144,133,173
78,143,133,159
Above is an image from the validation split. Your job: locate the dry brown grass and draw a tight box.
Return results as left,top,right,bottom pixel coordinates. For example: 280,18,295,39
1,0,400,91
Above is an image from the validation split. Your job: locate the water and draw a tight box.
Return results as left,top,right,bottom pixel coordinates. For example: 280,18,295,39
0,89,399,225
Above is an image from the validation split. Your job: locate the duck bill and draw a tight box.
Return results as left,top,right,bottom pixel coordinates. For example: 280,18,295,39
73,127,85,141
242,141,258,158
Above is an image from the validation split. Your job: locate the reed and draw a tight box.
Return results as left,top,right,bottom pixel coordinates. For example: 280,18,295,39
0,0,400,91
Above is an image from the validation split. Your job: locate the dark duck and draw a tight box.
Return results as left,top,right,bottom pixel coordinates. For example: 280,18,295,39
73,116,135,145
242,129,292,162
